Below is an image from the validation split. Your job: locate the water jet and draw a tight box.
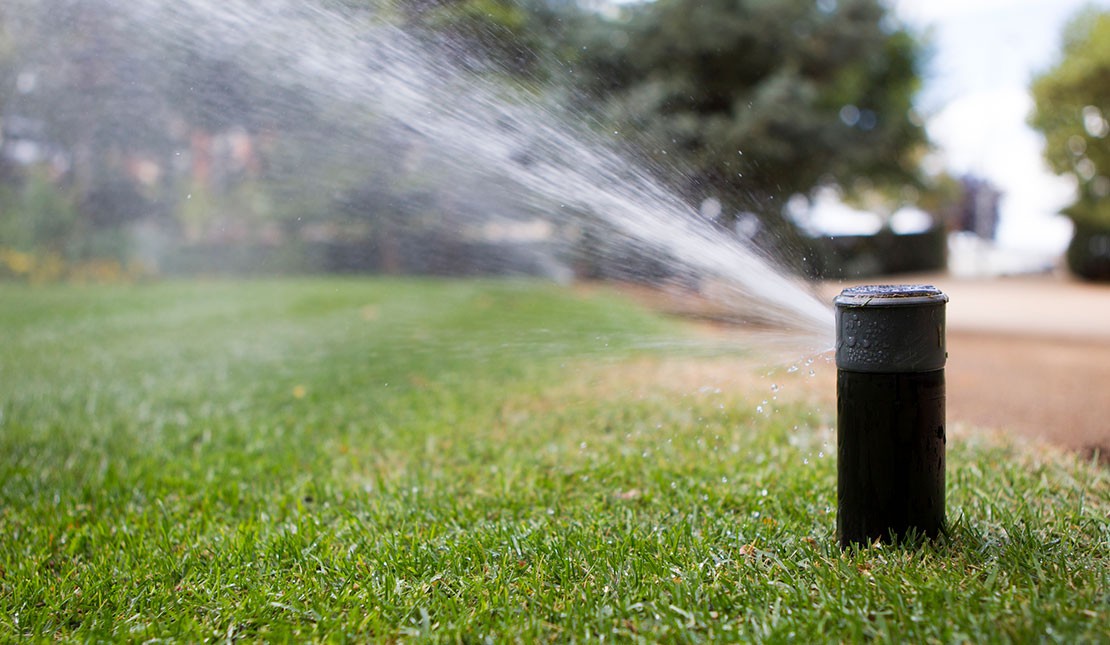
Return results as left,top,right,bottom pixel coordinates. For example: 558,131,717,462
834,285,947,548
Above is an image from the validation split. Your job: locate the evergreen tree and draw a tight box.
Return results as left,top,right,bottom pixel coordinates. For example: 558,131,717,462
569,0,927,227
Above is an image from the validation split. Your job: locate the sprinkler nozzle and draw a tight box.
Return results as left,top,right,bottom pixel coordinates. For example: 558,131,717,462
834,285,948,548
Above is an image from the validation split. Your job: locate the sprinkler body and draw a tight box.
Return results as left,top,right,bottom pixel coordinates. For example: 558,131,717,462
834,285,948,548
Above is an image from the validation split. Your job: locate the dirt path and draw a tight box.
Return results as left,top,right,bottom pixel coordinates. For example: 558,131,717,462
947,331,1110,457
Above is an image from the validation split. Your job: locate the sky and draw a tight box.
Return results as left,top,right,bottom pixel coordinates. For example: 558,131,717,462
895,0,1106,253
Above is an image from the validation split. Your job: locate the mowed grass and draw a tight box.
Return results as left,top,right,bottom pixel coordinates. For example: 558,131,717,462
0,278,1106,642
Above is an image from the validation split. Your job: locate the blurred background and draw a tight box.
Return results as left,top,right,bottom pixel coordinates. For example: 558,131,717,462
1,0,1107,284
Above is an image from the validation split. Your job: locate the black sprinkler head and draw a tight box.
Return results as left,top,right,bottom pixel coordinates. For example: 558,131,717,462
834,284,948,548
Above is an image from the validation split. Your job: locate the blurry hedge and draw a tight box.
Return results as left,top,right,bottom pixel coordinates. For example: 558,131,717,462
800,226,947,279
1066,222,1110,281
155,235,563,279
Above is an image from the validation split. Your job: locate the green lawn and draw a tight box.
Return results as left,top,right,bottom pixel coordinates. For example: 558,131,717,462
1,278,1106,642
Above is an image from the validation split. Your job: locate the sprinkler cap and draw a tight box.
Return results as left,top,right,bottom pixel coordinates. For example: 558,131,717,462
834,285,948,373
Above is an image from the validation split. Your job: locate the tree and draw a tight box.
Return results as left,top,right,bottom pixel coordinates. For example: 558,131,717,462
568,0,927,228
395,0,584,83
1030,8,1110,229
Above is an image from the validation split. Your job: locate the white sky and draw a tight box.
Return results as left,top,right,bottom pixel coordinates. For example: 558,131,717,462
896,0,1107,253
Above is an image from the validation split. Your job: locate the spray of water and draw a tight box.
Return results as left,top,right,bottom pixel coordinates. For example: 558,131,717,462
121,0,833,347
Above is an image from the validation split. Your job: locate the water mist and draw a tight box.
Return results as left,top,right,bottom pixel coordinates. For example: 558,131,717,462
117,0,834,349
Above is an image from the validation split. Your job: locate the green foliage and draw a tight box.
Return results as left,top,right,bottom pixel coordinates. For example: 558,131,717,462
569,0,927,218
400,0,581,80
424,0,540,72
1,279,1107,641
0,170,79,253
0,170,141,282
1030,8,1110,228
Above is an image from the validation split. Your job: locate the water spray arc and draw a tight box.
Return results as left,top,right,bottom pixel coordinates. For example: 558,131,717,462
110,0,835,346
834,285,948,548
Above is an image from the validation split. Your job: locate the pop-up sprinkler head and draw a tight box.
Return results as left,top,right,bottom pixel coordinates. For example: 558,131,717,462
834,285,948,548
